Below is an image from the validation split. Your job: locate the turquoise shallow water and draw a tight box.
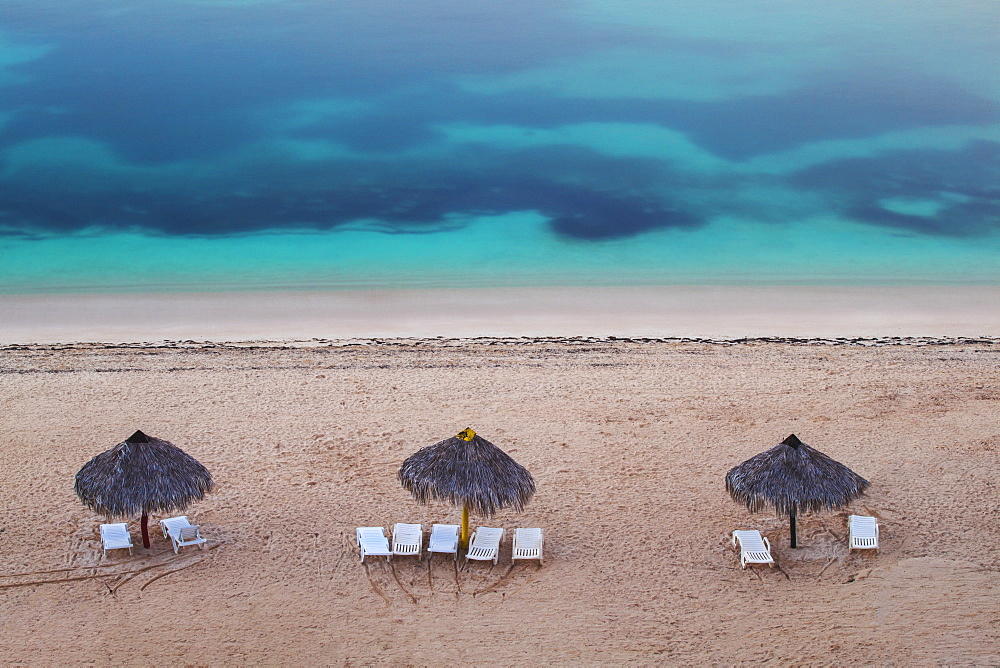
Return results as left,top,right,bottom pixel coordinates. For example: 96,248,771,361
1,1,998,293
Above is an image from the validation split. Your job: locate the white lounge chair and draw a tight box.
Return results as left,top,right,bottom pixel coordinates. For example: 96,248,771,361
169,525,207,553
848,515,879,551
512,528,544,565
357,527,392,562
426,524,459,561
100,523,133,556
391,523,423,559
732,530,774,569
465,527,504,565
159,515,193,539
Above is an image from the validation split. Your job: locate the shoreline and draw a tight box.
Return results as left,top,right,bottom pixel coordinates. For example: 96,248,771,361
2,285,999,344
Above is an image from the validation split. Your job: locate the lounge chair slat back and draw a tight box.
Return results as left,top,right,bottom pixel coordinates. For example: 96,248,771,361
512,528,544,564
100,523,133,556
392,523,423,558
465,527,504,565
849,515,879,551
169,524,207,553
427,524,460,561
159,515,193,539
732,529,775,569
357,527,392,562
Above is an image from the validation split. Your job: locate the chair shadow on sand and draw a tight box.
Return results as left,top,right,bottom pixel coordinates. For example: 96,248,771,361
356,539,542,606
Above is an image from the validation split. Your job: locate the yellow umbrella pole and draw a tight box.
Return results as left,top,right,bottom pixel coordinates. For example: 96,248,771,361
457,427,476,550
460,504,470,550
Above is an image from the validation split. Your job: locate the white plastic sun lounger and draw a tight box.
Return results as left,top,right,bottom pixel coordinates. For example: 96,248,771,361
169,525,207,554
391,523,423,559
357,527,392,562
465,527,504,565
848,515,879,551
159,515,193,539
512,528,544,565
100,523,133,556
732,530,774,569
426,524,459,561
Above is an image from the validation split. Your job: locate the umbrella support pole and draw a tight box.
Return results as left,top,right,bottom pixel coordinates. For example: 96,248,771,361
140,513,151,549
460,504,470,550
789,509,797,549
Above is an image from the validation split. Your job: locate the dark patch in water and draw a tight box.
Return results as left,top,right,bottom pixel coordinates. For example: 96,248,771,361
284,71,999,158
4,2,996,163
674,71,999,160
1,0,638,162
328,115,446,153
846,205,951,236
847,200,1000,238
548,204,697,240
1,1,996,243
791,140,1000,195
792,141,1000,236
0,147,704,240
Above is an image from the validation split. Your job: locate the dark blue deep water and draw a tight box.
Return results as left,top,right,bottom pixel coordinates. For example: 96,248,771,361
1,1,998,292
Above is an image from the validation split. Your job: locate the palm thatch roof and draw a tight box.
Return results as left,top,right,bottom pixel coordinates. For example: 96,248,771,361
398,429,535,516
725,434,869,516
74,430,215,519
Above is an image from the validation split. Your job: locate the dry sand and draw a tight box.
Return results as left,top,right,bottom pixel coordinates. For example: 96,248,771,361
1,337,999,665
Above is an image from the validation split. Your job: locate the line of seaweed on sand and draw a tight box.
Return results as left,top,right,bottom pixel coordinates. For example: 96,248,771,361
2,335,999,353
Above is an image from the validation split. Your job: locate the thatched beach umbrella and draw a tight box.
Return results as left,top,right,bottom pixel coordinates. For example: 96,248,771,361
74,430,214,548
398,428,535,549
725,434,868,548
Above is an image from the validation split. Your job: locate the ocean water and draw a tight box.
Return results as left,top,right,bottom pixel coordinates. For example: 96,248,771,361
1,0,998,293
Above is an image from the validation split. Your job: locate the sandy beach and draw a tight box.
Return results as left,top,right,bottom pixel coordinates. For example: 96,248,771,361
1,333,998,665
5,0,999,660
3,285,1000,343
